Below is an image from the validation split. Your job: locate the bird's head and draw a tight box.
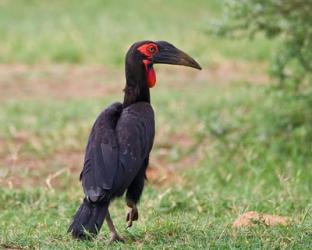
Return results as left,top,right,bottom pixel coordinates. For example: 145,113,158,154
125,41,201,88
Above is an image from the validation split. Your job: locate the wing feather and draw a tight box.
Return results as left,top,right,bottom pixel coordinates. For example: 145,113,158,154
79,102,155,201
80,102,122,202
112,102,155,195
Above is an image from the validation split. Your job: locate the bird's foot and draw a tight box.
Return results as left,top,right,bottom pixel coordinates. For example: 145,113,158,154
109,233,124,244
126,207,138,228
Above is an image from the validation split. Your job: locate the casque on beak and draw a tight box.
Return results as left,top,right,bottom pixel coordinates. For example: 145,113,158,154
152,41,202,70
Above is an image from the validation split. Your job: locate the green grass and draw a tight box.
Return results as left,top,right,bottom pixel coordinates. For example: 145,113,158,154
0,0,274,65
0,0,312,249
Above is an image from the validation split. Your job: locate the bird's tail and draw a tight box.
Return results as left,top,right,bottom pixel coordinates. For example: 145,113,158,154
68,198,108,239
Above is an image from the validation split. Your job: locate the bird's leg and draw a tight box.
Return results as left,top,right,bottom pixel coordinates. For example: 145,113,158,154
125,160,147,228
126,200,139,228
106,210,124,243
126,158,148,227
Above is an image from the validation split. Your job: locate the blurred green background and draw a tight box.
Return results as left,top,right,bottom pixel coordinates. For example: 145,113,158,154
0,0,311,249
0,0,274,65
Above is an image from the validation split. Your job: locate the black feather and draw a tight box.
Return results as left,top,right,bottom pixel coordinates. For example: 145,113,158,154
68,198,109,240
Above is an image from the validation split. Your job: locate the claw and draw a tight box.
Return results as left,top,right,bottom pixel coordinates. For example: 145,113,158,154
126,207,138,228
109,233,125,244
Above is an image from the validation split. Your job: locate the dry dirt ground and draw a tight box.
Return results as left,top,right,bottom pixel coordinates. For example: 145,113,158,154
0,63,269,190
232,211,290,228
0,62,268,101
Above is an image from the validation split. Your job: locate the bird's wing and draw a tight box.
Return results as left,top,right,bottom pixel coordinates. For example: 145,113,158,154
80,102,122,202
113,102,155,193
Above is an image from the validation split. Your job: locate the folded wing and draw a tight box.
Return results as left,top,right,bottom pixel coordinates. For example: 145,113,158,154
80,102,122,202
79,102,155,201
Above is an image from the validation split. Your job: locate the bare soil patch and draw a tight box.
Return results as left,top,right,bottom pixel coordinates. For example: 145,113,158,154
157,61,269,89
0,150,83,189
233,211,290,228
0,113,208,189
0,148,184,189
0,64,123,100
0,62,269,101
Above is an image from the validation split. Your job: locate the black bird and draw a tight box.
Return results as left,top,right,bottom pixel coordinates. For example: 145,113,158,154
68,41,201,242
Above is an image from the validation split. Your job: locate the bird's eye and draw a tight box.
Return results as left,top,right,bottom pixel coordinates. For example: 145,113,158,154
148,46,156,53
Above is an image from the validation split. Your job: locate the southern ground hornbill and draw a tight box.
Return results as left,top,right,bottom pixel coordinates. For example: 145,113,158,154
68,41,201,242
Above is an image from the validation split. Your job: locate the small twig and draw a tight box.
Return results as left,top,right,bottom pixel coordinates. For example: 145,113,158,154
300,206,311,225
7,180,13,189
45,168,68,191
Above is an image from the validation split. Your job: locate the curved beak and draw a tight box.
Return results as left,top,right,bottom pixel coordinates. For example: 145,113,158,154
152,41,202,70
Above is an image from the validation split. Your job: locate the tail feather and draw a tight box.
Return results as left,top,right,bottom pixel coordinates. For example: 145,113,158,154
68,198,108,239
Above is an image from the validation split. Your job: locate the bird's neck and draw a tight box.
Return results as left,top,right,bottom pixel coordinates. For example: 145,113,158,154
123,65,151,108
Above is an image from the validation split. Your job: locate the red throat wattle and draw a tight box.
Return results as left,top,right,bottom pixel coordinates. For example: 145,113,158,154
143,60,156,88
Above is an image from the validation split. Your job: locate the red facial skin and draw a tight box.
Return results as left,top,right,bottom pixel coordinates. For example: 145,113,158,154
137,43,159,88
